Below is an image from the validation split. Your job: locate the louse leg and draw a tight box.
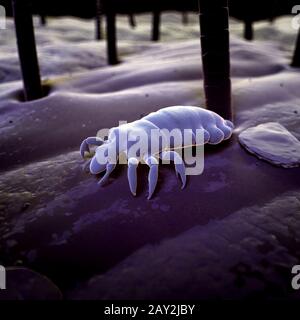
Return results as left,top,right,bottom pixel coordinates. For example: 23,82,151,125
80,136,104,158
83,158,92,172
89,156,107,174
98,162,117,186
160,151,186,189
127,157,139,196
144,155,159,200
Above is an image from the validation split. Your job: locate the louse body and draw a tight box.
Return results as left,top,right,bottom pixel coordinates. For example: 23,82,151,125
80,106,234,199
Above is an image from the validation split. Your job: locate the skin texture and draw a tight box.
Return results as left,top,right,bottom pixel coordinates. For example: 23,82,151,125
80,106,234,199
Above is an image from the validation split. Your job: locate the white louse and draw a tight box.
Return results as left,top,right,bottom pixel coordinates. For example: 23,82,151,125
80,106,234,199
